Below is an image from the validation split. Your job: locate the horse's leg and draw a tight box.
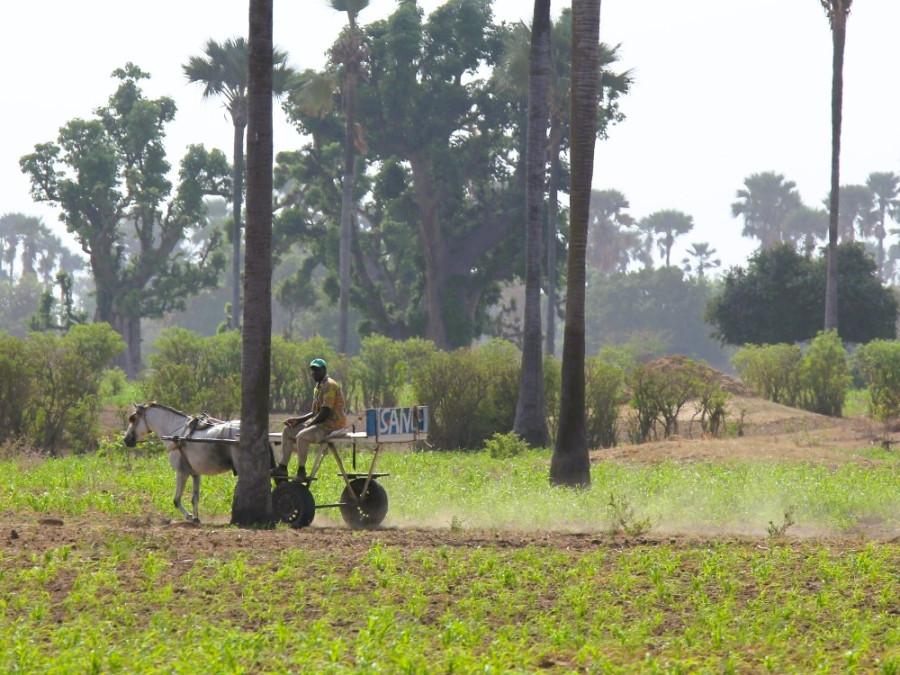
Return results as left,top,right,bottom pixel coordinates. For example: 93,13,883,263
173,471,193,521
191,475,201,524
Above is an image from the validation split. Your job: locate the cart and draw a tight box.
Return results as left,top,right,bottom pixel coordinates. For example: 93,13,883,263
270,406,427,530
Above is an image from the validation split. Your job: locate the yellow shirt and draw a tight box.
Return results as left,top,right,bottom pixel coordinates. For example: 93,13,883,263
313,377,347,431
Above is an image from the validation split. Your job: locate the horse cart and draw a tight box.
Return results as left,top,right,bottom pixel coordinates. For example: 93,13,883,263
124,402,427,529
270,406,427,530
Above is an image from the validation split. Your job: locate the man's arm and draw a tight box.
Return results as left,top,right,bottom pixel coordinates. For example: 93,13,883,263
305,407,333,426
284,412,315,427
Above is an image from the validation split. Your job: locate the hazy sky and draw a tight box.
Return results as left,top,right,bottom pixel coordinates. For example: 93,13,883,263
3,0,899,271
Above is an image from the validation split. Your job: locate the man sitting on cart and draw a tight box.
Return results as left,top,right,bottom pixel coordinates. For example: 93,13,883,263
271,358,347,482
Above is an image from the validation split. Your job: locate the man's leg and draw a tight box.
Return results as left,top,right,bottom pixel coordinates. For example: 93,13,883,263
294,424,331,479
271,424,301,478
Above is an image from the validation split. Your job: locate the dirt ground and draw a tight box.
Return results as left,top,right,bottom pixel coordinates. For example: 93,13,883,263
14,391,899,555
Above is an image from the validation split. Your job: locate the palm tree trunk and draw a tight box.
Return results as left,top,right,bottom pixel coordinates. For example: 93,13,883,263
338,71,357,355
514,0,552,448
232,0,274,526
232,123,245,330
545,150,560,356
551,0,600,488
824,2,848,332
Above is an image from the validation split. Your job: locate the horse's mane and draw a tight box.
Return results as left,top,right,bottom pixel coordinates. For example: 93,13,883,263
142,401,190,418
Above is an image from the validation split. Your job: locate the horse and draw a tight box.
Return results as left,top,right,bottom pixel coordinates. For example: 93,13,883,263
124,402,248,523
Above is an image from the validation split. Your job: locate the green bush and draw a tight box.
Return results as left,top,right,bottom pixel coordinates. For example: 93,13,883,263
352,334,409,408
543,356,561,443
23,323,124,454
732,343,803,406
0,333,31,443
855,339,900,424
628,358,704,441
412,339,519,450
798,330,850,417
585,357,626,448
483,431,530,459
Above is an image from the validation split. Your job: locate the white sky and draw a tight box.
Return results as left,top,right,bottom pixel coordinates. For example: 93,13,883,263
2,0,898,271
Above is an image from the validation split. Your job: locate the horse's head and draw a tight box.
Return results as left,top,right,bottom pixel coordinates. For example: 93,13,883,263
124,403,152,447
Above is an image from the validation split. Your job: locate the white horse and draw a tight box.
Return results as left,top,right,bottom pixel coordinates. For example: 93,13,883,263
124,402,246,523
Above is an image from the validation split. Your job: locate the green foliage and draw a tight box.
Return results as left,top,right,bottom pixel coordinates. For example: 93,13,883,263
799,330,850,417
0,333,31,443
483,431,530,459
732,343,803,406
21,324,124,454
855,339,900,423
628,358,705,441
585,266,729,369
708,243,898,346
543,355,561,443
606,493,652,536
352,334,410,408
411,339,520,450
585,357,626,448
695,381,731,437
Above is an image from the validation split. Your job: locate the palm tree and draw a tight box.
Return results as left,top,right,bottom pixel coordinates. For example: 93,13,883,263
184,37,292,331
329,0,370,355
731,171,802,250
640,209,694,267
833,184,874,242
586,188,636,273
784,205,828,257
232,0,275,526
513,0,552,449
820,0,852,331
866,171,900,280
551,0,600,488
681,242,720,280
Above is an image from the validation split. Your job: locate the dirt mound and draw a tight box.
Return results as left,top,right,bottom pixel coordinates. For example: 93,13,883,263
646,354,750,396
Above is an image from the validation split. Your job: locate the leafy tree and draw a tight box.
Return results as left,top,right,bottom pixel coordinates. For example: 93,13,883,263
707,243,896,346
866,171,899,280
29,271,87,334
20,64,231,377
281,0,522,349
184,37,293,331
681,242,720,279
820,0,853,332
552,0,599,488
731,171,802,250
585,266,728,369
640,209,694,267
513,0,552,448
232,0,275,526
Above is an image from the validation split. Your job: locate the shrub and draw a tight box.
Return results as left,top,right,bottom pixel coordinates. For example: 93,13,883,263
0,333,31,443
732,343,803,406
483,431,529,459
855,339,900,424
799,330,850,417
23,323,124,454
353,335,409,408
412,339,519,450
628,358,704,441
585,357,626,448
543,356,561,443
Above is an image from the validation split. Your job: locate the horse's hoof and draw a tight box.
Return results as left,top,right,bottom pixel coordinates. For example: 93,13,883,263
191,517,201,525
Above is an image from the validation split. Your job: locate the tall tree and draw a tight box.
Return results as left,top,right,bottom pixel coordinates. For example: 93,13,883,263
681,242,720,279
232,0,274,527
866,171,900,280
731,171,802,250
551,0,600,488
184,37,293,330
329,0,370,354
784,204,828,257
20,65,231,377
820,0,852,331
513,0,551,448
834,184,874,242
640,209,694,267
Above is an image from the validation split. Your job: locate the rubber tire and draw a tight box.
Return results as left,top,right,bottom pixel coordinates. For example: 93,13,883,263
272,482,316,528
339,478,388,529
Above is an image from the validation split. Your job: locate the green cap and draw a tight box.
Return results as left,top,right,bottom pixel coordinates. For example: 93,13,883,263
309,358,327,369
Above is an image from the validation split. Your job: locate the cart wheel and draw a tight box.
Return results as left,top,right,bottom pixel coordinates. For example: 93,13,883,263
340,478,388,529
272,482,316,528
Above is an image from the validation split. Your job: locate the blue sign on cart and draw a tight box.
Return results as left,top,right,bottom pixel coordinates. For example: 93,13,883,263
366,406,428,441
